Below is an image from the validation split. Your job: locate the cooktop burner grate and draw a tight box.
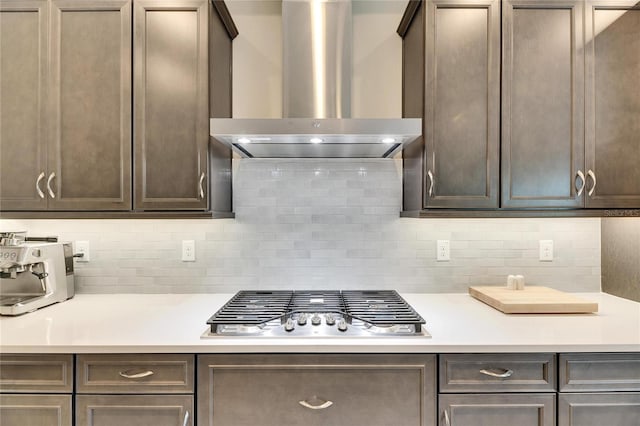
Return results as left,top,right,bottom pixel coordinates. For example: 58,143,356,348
206,290,426,334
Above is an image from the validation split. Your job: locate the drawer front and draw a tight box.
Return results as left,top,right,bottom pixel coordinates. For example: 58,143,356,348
558,393,640,426
439,393,555,426
0,394,72,426
0,354,73,393
76,354,194,394
559,353,640,392
198,354,437,426
439,353,556,392
76,394,193,426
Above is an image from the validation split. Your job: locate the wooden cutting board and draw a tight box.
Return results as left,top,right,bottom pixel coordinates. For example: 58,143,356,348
469,286,598,314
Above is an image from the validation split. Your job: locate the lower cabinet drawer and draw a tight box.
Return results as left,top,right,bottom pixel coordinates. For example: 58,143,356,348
0,393,72,426
439,353,556,392
198,354,437,426
559,353,640,392
0,354,73,393
558,393,640,426
76,354,194,394
439,393,555,426
76,394,193,426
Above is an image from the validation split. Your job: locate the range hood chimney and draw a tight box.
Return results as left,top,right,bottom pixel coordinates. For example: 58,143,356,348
210,0,421,158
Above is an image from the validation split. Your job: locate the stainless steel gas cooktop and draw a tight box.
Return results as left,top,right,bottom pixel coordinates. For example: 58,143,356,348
203,290,430,338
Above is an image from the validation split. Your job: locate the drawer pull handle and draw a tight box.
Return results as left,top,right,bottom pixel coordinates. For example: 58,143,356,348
443,409,451,426
299,397,333,410
36,172,46,199
183,410,190,426
46,172,56,198
118,369,154,379
479,368,513,378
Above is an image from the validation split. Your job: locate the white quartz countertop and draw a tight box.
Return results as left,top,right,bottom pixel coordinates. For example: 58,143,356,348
1,292,639,354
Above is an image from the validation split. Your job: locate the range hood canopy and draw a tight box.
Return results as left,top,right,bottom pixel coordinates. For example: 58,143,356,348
210,0,421,159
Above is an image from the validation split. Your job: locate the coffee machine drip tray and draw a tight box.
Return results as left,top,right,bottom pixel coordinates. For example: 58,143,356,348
0,294,45,307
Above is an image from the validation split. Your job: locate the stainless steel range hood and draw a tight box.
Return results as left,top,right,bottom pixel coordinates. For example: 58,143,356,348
210,0,421,159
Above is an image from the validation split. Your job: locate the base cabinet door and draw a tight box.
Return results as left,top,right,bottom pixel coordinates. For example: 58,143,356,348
75,394,193,426
439,394,555,426
558,393,640,426
198,354,437,426
0,394,72,426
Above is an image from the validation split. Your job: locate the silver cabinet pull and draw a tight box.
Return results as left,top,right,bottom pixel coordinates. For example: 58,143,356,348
198,172,205,199
587,169,597,196
443,409,450,426
298,397,333,410
46,172,56,198
36,172,46,199
118,369,154,379
479,368,514,378
182,410,190,426
576,170,586,197
427,170,434,197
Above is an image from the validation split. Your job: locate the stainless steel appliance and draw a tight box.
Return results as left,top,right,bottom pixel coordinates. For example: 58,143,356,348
204,290,430,337
210,0,422,158
0,236,75,315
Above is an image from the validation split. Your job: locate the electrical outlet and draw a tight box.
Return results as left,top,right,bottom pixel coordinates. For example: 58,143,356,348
437,240,450,261
182,240,196,262
539,240,553,261
75,241,90,262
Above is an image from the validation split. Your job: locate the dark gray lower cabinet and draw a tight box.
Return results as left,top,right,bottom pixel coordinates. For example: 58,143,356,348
197,354,437,426
439,394,555,426
75,395,193,426
0,394,72,426
558,393,640,426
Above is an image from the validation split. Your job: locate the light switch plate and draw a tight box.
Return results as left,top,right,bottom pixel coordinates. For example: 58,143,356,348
539,240,553,261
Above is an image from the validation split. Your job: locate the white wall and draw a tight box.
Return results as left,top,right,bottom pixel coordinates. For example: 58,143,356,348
2,160,601,294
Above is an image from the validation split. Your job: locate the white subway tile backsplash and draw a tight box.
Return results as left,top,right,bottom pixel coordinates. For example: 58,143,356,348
1,159,602,293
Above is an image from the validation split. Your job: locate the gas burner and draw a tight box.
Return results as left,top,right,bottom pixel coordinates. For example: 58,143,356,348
204,290,430,337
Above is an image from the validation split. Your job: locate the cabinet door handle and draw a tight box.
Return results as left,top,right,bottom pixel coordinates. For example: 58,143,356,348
575,170,586,197
36,172,46,199
298,398,333,410
427,170,434,197
198,172,205,199
587,169,597,196
443,409,450,426
46,172,56,198
182,410,190,426
118,369,154,379
479,367,513,378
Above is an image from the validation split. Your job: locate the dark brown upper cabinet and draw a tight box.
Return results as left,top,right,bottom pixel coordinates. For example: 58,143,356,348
0,0,49,211
501,0,585,209
0,0,132,212
49,0,133,211
1,0,235,216
133,0,209,211
584,0,640,209
401,0,501,211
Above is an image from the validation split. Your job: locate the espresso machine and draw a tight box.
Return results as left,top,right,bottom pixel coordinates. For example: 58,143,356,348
0,232,75,315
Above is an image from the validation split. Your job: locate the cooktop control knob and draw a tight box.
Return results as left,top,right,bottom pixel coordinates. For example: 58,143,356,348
297,313,307,326
311,314,321,326
284,318,295,332
337,318,348,332
325,314,336,326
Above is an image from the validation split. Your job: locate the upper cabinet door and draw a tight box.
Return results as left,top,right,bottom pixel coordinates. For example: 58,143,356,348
424,0,500,208
48,0,132,210
134,0,209,210
584,0,640,209
0,0,48,211
502,0,585,208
